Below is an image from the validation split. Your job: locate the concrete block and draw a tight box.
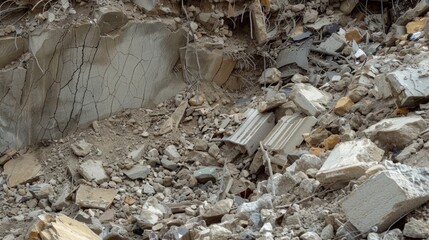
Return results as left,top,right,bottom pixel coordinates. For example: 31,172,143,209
342,163,429,233
319,33,346,53
224,109,275,155
75,185,117,210
263,114,317,155
316,139,384,185
291,83,332,116
387,59,429,107
78,160,109,184
364,116,427,149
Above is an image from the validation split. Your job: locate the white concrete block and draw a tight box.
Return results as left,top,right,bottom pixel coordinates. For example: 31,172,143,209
364,116,427,149
342,163,429,233
291,83,332,116
316,139,384,185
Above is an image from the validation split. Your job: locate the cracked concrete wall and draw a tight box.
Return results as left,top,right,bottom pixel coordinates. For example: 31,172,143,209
0,21,187,153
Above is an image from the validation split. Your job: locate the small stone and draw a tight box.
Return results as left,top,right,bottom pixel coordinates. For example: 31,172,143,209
208,143,220,158
193,167,217,183
29,183,54,199
334,97,353,116
258,68,281,84
321,224,334,240
301,232,321,240
141,131,149,138
79,160,109,184
71,140,92,157
124,165,150,180
295,154,322,172
194,139,209,151
303,9,318,24
367,233,380,240
161,158,178,171
189,95,205,106
403,218,429,238
143,183,155,195
128,145,145,161
323,135,341,150
164,145,180,160
291,4,305,12
75,185,117,210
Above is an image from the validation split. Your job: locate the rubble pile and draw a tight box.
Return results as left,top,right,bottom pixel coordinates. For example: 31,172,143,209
2,0,429,239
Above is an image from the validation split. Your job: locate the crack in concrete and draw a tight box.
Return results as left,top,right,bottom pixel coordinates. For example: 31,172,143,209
0,21,187,153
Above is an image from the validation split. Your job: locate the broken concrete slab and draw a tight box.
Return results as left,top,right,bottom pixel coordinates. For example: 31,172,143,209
249,0,268,44
342,163,429,233
374,73,392,100
132,0,157,12
128,145,145,161
160,101,188,135
396,0,429,25
387,59,429,107
164,145,180,160
0,21,187,154
4,152,42,187
202,199,233,225
290,83,332,116
223,109,275,155
316,139,384,185
263,114,317,156
75,185,117,210
26,213,100,240
71,140,93,157
277,39,311,71
403,218,429,238
340,0,358,14
364,116,427,149
258,68,281,85
124,165,151,180
257,92,288,113
78,160,109,184
319,33,346,53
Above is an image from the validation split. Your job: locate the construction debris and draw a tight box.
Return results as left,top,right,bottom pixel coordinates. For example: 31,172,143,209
316,139,384,185
75,185,117,210
4,153,42,187
342,163,429,233
291,83,332,116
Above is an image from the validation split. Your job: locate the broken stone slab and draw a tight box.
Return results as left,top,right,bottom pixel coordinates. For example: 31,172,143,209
128,145,145,161
132,0,157,12
263,114,317,156
29,183,54,199
290,83,332,116
0,148,17,165
164,145,180,160
4,152,42,187
193,167,218,184
223,108,275,155
26,213,100,240
342,163,429,233
319,33,346,53
340,0,358,14
316,139,384,185
257,92,288,113
52,182,72,211
78,160,109,184
396,0,429,25
387,59,429,107
71,140,93,157
160,101,188,135
202,199,233,225
124,165,150,180
75,185,117,210
364,116,427,149
249,0,268,44
403,218,429,238
188,150,219,166
277,39,311,71
374,73,392,100
258,68,281,85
